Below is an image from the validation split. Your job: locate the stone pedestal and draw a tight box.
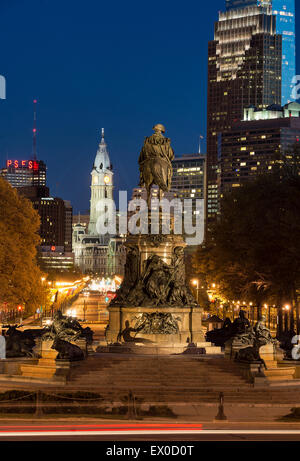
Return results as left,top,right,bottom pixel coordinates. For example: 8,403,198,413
259,344,278,369
74,339,88,357
107,306,204,345
106,305,211,354
0,358,37,377
278,360,300,379
20,340,67,383
228,341,296,383
260,344,295,382
225,339,245,359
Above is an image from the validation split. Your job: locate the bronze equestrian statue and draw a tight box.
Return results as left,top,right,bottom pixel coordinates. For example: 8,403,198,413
138,124,174,207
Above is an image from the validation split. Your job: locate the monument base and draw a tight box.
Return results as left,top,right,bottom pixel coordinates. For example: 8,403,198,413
98,341,222,355
106,306,222,355
227,342,296,383
20,341,79,384
260,344,295,382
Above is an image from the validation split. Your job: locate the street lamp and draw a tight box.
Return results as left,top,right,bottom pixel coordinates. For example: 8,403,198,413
284,304,291,332
191,279,199,304
264,304,271,330
17,305,23,325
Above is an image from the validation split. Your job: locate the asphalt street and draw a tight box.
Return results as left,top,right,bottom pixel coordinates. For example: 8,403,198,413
0,421,299,441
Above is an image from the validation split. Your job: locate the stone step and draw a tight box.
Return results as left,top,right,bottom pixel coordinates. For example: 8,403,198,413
71,372,247,381
75,377,247,385
67,354,254,399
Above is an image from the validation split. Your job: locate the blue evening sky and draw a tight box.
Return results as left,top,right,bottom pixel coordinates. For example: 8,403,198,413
0,0,299,212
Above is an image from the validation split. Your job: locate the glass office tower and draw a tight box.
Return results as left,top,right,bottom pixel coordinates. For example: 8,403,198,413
226,0,296,105
206,5,282,223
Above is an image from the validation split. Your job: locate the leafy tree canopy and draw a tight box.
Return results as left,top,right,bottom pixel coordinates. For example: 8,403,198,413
193,168,300,311
0,178,49,314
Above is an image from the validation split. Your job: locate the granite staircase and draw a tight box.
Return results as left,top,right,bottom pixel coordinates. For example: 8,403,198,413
67,354,254,401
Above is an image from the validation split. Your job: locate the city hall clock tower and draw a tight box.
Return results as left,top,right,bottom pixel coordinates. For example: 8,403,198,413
88,128,114,236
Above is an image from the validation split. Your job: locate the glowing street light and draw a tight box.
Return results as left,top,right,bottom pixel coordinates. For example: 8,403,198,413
191,279,199,303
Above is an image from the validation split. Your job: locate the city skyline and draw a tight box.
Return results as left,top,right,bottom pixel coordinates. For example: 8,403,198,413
0,0,299,213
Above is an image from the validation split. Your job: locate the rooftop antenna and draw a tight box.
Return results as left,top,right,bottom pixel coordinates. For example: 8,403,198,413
198,135,204,154
33,99,37,160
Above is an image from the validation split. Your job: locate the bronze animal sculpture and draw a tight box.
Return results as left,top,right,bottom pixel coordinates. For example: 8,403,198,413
4,326,36,358
51,337,85,361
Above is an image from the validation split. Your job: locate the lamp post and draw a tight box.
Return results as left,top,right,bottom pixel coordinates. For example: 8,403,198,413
83,299,87,322
40,306,43,327
17,305,23,325
264,304,269,329
284,305,291,332
192,279,200,304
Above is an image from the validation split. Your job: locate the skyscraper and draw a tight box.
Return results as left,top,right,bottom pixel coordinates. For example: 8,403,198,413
219,101,300,193
206,5,282,222
226,0,296,105
0,159,47,188
171,154,206,201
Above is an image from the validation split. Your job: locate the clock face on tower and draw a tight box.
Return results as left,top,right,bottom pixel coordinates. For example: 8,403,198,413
104,175,110,184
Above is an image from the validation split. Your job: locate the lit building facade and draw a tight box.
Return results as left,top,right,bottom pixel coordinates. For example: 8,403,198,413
171,154,206,201
219,101,300,193
0,159,47,188
72,230,109,275
73,130,126,276
73,214,90,228
88,128,114,237
37,248,75,273
226,0,296,105
16,173,74,273
0,107,75,274
206,4,282,223
131,185,177,203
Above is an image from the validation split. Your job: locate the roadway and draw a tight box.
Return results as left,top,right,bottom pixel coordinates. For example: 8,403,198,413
0,421,299,441
70,292,109,323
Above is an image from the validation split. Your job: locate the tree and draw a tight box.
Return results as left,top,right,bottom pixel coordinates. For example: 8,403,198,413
0,178,49,316
193,168,300,333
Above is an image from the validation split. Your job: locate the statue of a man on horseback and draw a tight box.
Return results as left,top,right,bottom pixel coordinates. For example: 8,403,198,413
139,124,174,206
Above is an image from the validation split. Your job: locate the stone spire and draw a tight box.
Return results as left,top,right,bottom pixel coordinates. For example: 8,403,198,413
93,128,112,172
88,128,114,236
